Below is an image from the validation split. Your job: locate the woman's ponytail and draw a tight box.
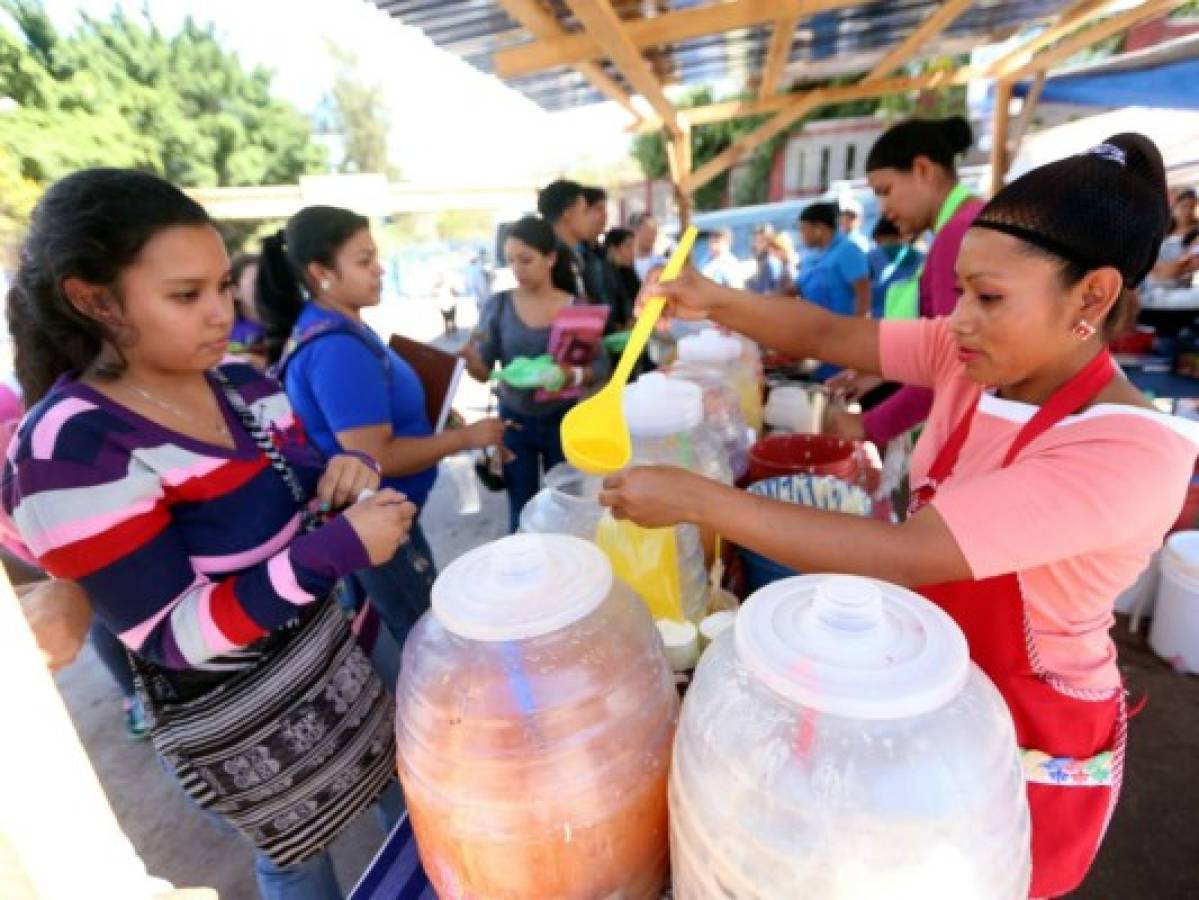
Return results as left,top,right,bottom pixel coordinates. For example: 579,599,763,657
256,230,305,365
257,205,371,364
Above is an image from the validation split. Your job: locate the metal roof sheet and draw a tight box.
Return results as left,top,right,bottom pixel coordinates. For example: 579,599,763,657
369,0,1077,111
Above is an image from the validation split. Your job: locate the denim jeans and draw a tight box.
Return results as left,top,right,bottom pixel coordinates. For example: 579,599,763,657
500,404,568,533
350,521,436,653
253,780,406,900
89,618,135,699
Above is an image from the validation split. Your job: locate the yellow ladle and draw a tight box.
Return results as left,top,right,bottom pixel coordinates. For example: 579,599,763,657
561,225,698,475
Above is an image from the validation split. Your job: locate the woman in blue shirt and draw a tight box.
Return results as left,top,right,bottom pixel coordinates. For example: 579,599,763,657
257,205,504,647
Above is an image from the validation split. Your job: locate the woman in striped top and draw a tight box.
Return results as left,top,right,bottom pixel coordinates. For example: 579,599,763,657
3,168,415,899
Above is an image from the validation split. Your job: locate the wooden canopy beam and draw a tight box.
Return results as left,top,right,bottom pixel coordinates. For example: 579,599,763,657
1009,69,1047,158
864,0,976,81
665,123,695,226
990,79,1014,196
987,0,1129,80
682,0,976,194
759,14,801,100
562,0,684,138
639,68,977,132
1005,0,1188,81
494,0,645,125
493,0,870,79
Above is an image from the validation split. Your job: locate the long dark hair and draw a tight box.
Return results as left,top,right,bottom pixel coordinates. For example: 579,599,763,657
6,168,211,405
256,205,369,363
505,215,557,256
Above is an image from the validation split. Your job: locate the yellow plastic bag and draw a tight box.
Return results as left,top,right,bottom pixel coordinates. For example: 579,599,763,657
596,513,687,623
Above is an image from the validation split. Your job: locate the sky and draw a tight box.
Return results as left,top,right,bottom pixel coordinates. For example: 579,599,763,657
38,0,638,185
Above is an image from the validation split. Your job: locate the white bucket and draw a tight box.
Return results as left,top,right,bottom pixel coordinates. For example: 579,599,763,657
1114,550,1159,632
1149,532,1199,672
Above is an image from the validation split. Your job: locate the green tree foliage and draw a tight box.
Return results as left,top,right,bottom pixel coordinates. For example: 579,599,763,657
324,41,395,178
632,86,883,211
0,0,325,242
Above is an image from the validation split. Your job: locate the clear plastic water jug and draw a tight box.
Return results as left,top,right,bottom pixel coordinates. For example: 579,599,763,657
518,463,604,540
671,574,1031,899
677,329,763,434
395,534,678,899
597,373,730,626
665,361,752,481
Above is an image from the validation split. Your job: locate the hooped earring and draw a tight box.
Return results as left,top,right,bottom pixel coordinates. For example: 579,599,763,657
1072,320,1097,341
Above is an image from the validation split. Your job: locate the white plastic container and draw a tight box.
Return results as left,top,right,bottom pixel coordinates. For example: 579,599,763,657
396,534,678,899
623,372,732,486
518,463,604,540
677,329,763,434
671,574,1031,899
1114,550,1159,632
665,361,751,480
1150,531,1199,672
597,374,730,626
765,383,829,434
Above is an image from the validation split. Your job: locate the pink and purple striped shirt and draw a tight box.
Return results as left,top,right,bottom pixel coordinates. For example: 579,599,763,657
2,364,368,671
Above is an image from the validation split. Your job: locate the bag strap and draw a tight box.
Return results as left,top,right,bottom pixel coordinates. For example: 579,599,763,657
272,317,391,384
210,369,318,533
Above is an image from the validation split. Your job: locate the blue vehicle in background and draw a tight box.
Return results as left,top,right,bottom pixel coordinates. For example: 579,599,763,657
684,182,879,273
679,166,987,269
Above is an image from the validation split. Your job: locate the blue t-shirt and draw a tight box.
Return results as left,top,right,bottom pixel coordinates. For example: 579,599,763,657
797,234,869,317
284,305,437,507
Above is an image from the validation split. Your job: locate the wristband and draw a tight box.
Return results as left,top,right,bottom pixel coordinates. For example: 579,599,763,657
343,449,381,477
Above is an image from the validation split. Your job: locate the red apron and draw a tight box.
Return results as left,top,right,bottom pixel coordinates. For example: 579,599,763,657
910,350,1125,899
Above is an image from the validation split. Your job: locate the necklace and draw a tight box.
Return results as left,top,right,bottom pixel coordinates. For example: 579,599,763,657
126,379,232,442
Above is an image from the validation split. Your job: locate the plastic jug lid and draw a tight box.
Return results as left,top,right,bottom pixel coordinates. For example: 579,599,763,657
734,575,969,719
432,534,612,641
624,372,703,437
677,329,740,364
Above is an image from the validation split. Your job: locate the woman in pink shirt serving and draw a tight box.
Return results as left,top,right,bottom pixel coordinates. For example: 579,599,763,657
601,133,1198,898
827,116,984,446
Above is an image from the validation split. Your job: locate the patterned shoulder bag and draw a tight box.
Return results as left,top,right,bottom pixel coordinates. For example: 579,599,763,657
130,370,397,867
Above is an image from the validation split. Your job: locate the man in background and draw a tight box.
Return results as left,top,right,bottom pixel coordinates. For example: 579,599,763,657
537,179,591,300
628,211,666,281
839,198,871,254
701,227,744,289
797,202,871,318
746,223,784,294
579,186,613,308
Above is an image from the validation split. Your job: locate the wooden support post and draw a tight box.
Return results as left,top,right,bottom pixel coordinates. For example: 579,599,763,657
1009,70,1047,162
665,123,694,227
990,80,1014,197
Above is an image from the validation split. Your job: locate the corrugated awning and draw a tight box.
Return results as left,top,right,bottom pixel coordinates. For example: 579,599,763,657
371,0,1075,112
365,1,1189,199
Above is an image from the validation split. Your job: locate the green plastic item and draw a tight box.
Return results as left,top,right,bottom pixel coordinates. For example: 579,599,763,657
490,355,565,391
603,330,632,354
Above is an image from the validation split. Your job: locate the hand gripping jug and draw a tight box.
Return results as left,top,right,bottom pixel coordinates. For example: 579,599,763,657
596,373,730,625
